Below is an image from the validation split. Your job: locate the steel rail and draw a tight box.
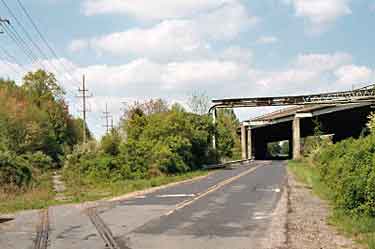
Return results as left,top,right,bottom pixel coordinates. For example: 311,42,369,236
86,207,126,249
33,209,49,249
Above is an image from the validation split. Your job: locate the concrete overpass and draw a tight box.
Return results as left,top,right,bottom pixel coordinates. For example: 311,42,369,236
240,103,374,160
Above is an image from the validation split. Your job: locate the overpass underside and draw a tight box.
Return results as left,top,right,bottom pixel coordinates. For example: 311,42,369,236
241,104,374,160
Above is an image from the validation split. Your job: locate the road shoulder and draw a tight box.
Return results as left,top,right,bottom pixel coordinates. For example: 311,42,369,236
286,169,363,249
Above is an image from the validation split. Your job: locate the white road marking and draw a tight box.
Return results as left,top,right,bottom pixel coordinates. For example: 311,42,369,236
164,164,264,216
156,194,196,198
256,188,281,193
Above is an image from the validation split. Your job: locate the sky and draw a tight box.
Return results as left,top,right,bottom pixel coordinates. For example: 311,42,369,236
0,0,375,138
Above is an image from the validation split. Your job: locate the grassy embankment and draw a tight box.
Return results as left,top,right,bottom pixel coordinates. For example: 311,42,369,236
288,160,375,249
62,170,209,203
0,170,208,214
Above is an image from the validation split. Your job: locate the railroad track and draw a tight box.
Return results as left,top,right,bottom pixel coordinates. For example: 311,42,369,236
33,208,49,249
86,207,128,249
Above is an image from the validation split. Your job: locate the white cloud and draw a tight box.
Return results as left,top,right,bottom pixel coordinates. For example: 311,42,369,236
256,36,279,44
88,20,209,60
3,51,373,136
68,39,89,52
253,52,364,95
82,0,234,19
72,2,257,60
294,52,352,72
334,65,373,85
219,46,253,63
193,2,258,41
283,0,352,30
0,60,24,82
163,60,247,89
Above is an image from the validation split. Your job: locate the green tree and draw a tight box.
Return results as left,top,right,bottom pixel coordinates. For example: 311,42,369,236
101,129,121,156
216,109,241,160
22,69,65,106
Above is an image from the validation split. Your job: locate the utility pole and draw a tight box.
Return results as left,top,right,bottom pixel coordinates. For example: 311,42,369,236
77,75,92,144
102,103,112,134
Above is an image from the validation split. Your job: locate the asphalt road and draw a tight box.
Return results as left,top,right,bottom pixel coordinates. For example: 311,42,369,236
0,160,286,249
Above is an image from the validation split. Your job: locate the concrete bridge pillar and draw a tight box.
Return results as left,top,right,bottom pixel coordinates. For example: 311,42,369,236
241,124,248,160
247,127,252,160
293,116,301,160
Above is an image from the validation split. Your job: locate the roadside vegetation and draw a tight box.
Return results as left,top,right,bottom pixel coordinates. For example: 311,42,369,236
62,99,241,202
289,114,375,249
0,71,87,213
0,72,241,213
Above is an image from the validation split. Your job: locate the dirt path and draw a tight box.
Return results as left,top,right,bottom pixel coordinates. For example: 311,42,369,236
286,170,362,249
52,171,67,201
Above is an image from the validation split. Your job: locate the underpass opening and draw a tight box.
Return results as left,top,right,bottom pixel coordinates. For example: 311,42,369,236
266,140,290,160
247,104,374,160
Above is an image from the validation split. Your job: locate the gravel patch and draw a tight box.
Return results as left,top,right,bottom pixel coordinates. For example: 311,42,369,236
287,170,362,249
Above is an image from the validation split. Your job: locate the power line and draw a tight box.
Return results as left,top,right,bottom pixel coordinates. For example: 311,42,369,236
14,0,82,86
1,19,76,98
0,45,26,71
0,20,38,65
0,47,24,75
77,75,92,144
1,0,78,96
0,1,46,63
1,2,88,122
102,103,112,134
0,54,21,76
0,0,53,66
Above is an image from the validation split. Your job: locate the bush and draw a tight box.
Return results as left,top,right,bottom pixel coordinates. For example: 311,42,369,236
101,130,121,156
63,104,221,183
315,134,375,216
23,152,53,171
0,150,32,188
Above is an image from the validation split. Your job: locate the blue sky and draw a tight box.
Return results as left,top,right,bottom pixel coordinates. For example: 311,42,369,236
1,0,375,137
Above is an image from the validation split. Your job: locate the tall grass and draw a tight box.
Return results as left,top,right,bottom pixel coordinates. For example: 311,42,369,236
0,172,57,214
63,170,209,203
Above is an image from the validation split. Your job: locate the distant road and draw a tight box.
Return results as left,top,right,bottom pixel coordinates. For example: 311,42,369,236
0,161,287,249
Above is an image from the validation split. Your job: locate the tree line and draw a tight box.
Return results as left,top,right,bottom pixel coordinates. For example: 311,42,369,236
0,70,241,191
0,70,88,189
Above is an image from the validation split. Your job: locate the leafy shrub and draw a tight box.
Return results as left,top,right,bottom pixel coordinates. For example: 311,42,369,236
23,152,53,171
101,130,121,156
315,135,375,216
0,150,32,188
63,103,222,183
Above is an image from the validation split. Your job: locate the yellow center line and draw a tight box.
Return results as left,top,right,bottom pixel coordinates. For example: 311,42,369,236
164,162,267,216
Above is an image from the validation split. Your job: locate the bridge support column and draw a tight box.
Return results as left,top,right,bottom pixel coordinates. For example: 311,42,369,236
247,127,252,160
241,124,248,160
293,116,301,160
212,108,217,150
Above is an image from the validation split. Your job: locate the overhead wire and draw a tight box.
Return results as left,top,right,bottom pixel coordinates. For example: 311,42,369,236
0,0,77,97
15,0,81,85
0,0,87,118
0,50,22,76
0,22,41,66
0,45,25,71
